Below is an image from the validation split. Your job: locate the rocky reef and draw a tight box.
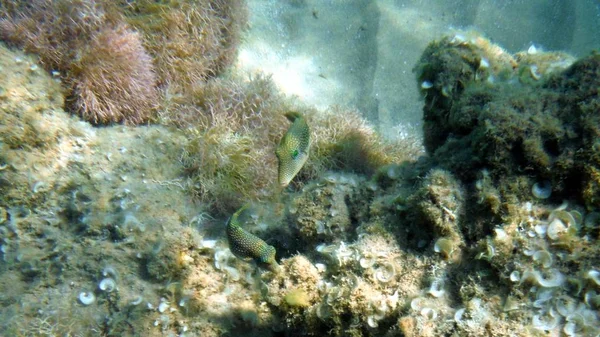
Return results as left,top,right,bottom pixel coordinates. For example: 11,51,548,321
0,18,599,337
415,31,600,211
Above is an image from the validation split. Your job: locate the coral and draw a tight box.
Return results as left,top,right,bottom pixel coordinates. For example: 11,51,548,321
2,20,600,336
0,0,159,125
0,43,65,149
264,255,321,309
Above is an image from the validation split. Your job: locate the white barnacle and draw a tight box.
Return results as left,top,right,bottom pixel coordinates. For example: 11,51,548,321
130,295,143,306
493,227,507,240
32,181,47,194
586,269,600,287
375,262,395,283
454,308,465,322
79,291,96,305
532,310,560,331
434,237,454,258
533,288,553,308
359,256,375,269
223,265,241,281
123,213,145,233
367,315,379,328
410,297,423,311
528,44,538,54
530,65,542,80
420,307,437,320
548,209,577,231
503,296,520,312
533,250,553,269
520,269,565,288
555,295,577,317
316,303,332,320
428,279,445,298
509,270,521,283
534,223,547,236
158,301,169,313
99,278,116,292
450,34,466,44
102,266,119,280
584,290,600,307
197,238,217,250
532,180,552,199
214,249,233,270
547,218,567,240
179,296,190,308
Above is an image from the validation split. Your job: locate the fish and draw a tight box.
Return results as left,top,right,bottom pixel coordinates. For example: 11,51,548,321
226,205,280,272
276,111,310,187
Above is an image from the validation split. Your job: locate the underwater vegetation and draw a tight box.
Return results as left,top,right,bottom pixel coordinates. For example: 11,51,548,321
175,74,421,215
0,0,159,125
0,0,246,125
119,0,247,91
2,0,600,331
415,30,600,210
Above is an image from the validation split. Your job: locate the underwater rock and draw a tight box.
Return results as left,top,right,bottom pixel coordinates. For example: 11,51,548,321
415,31,600,209
400,169,465,258
287,172,362,245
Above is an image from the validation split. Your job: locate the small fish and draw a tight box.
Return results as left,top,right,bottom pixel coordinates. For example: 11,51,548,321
226,206,279,272
276,112,310,187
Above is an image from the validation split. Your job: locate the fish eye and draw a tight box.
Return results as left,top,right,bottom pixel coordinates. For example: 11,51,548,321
292,149,299,159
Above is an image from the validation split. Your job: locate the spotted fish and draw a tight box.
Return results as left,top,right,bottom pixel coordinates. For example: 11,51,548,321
276,111,310,187
226,206,279,272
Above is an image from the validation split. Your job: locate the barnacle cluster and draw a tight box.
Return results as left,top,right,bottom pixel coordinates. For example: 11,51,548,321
470,199,600,336
262,229,426,336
